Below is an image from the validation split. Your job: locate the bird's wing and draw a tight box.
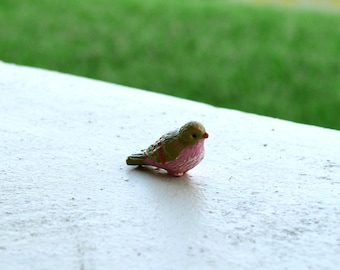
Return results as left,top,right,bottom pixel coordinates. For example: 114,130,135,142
145,130,179,163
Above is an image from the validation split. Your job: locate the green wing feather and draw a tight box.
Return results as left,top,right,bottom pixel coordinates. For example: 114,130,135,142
145,130,185,162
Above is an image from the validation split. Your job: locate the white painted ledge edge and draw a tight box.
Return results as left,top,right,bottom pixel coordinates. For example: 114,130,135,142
0,61,339,270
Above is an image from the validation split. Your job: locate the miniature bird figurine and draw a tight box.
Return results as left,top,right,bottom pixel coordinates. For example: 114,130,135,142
126,121,209,176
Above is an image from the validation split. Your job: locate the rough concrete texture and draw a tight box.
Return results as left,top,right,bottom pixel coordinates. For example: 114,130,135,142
0,61,339,270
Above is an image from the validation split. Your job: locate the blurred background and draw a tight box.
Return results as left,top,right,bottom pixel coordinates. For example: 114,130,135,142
1,0,339,130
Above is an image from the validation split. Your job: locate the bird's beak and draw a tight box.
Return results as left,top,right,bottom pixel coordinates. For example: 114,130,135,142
203,132,209,139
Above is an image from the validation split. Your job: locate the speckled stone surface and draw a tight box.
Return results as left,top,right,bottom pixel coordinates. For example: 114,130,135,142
1,61,339,270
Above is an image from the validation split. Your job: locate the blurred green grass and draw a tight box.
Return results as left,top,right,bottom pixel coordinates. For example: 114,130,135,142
1,0,340,130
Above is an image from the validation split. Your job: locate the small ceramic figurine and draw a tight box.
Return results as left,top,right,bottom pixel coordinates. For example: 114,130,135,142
126,121,209,176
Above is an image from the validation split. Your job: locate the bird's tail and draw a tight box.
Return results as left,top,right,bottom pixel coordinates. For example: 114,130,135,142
126,153,146,166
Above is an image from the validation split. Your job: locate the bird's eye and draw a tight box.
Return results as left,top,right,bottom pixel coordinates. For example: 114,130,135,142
192,134,197,138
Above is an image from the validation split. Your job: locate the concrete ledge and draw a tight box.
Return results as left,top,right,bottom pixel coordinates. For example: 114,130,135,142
1,61,339,269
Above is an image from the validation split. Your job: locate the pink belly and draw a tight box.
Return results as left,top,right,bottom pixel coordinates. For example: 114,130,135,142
144,140,205,176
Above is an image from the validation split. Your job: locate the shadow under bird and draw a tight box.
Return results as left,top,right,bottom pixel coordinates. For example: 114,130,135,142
126,121,209,176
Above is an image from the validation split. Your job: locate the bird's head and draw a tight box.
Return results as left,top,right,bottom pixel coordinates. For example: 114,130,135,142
178,121,209,145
